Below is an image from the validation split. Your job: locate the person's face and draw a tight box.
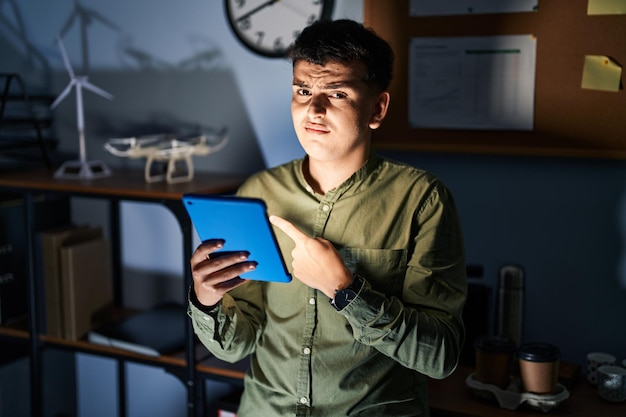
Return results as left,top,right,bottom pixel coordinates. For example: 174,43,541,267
291,60,389,164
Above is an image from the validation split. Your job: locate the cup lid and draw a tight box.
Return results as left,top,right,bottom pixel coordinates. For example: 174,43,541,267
474,336,517,352
587,352,616,363
518,343,560,362
598,365,626,376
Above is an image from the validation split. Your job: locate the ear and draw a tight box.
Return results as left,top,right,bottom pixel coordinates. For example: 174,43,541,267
368,91,390,130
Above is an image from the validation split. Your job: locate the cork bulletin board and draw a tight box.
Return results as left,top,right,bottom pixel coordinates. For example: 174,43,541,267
363,0,626,159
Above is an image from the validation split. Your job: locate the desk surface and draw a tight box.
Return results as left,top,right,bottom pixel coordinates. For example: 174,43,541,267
429,366,625,417
0,168,246,200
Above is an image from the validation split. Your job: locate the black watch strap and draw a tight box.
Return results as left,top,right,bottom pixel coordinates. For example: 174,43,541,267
330,274,364,311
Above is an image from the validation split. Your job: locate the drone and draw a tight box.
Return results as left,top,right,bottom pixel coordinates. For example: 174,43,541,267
104,129,228,183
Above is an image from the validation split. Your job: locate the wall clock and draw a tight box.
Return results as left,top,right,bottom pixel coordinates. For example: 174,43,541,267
225,0,335,58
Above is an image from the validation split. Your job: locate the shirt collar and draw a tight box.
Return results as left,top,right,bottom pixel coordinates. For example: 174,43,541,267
297,152,382,198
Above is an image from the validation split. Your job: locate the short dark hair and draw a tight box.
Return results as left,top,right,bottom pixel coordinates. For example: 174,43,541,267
287,19,394,92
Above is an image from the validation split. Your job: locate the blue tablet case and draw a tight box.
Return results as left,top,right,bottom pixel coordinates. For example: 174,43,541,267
182,194,291,283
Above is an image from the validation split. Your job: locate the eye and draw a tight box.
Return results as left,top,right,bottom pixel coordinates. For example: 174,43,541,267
329,91,347,99
296,88,312,96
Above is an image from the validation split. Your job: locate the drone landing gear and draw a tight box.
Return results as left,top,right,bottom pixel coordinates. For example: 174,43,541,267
54,160,112,180
144,154,194,184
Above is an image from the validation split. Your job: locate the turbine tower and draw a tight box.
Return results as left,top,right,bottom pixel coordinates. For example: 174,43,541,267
51,35,113,179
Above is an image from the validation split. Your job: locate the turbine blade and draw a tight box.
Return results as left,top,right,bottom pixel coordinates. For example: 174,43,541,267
81,80,114,100
50,81,76,109
58,12,76,38
56,35,75,79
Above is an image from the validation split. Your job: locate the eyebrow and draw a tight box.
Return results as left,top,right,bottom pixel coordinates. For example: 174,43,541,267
292,79,360,90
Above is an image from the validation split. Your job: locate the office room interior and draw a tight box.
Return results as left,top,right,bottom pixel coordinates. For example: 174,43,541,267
0,0,625,416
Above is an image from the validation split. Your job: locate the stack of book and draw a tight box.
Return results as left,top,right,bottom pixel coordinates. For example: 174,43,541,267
40,225,113,340
40,225,187,356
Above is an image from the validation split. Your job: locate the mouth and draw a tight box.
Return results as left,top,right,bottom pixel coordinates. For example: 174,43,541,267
304,123,330,134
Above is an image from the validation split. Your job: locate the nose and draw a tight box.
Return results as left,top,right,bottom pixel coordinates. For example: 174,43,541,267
307,93,327,118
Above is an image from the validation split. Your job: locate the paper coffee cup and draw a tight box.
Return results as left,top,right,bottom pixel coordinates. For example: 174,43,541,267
474,336,516,389
518,343,560,394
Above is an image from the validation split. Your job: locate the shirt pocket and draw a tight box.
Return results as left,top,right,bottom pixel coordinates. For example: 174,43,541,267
340,247,407,298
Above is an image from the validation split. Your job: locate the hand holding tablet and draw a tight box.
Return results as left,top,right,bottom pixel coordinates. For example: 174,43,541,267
182,194,291,283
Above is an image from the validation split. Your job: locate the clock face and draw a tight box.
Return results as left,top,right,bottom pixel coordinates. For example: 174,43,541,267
225,0,335,58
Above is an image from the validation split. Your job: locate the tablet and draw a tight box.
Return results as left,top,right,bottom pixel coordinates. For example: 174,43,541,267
182,194,291,283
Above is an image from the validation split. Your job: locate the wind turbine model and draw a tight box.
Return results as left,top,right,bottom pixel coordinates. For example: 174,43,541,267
51,36,113,179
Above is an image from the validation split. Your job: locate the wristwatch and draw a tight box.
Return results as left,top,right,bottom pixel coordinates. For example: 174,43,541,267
330,275,364,311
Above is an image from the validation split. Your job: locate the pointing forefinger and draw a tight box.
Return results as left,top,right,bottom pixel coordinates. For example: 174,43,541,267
269,215,308,243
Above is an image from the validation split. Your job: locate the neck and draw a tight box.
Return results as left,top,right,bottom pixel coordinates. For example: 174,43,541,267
304,152,369,195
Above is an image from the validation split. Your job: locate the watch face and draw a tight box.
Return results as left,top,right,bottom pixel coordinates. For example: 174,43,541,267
225,0,335,58
331,275,364,311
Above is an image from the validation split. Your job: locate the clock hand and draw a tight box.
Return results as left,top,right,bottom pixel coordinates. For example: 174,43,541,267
236,0,280,22
280,0,315,20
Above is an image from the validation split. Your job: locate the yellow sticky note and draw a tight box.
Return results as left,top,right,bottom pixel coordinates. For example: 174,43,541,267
581,55,622,92
588,0,626,15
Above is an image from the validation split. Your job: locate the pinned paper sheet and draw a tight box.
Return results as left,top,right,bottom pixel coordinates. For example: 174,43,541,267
581,55,622,92
588,0,626,15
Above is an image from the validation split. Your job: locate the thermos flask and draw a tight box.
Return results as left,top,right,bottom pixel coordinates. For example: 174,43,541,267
495,264,525,347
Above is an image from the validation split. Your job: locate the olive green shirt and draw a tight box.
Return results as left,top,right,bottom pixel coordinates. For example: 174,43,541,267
188,154,466,417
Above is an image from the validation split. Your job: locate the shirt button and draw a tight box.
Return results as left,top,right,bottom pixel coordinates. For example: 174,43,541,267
322,204,330,212
299,397,309,405
308,297,315,305
303,347,311,355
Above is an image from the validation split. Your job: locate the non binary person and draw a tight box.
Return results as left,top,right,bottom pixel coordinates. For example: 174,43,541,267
188,18,467,417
